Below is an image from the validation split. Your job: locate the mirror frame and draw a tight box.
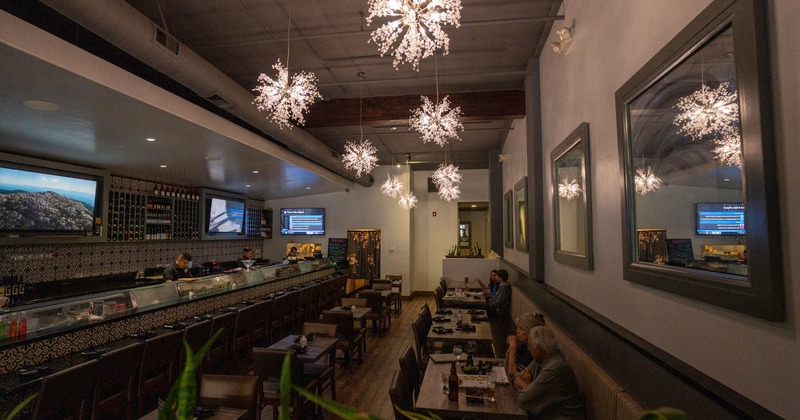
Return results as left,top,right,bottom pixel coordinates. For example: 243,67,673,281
515,177,528,252
551,122,593,270
615,0,783,320
504,190,514,249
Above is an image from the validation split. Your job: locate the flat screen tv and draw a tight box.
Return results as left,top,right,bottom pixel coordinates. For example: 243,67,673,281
696,202,745,236
0,154,107,240
200,188,246,239
280,208,325,236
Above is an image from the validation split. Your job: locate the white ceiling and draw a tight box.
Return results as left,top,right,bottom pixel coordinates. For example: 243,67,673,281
0,0,563,199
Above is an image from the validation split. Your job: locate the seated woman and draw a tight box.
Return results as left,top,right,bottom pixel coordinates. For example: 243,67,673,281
513,326,585,419
505,313,545,377
286,246,299,263
475,269,500,300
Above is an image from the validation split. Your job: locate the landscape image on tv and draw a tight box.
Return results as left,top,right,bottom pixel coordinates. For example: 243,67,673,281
0,167,97,231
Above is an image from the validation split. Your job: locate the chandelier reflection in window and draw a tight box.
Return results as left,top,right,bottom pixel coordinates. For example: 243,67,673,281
634,166,662,196
366,0,462,71
712,132,742,168
558,177,582,200
674,82,738,140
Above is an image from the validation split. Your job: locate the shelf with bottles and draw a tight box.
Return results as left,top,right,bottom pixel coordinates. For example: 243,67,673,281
107,191,146,242
153,183,199,201
246,207,264,239
145,224,172,240
173,197,200,240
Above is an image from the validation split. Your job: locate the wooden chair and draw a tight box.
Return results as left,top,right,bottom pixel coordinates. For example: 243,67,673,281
270,291,300,341
420,303,433,333
388,369,414,420
208,311,237,374
322,310,364,372
302,322,338,401
296,285,314,324
136,330,184,417
398,345,421,400
252,347,317,420
251,299,273,347
199,374,261,420
411,315,429,377
33,359,99,420
439,278,448,292
232,303,261,373
91,341,144,420
372,279,400,313
358,290,391,334
340,297,369,352
434,287,446,312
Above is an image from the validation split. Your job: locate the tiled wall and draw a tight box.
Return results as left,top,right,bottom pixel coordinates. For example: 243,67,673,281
0,175,265,284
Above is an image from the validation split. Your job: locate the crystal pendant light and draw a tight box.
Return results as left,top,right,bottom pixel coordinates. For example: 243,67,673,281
253,6,321,129
342,82,379,178
366,0,462,71
397,154,417,209
634,166,663,196
674,82,739,140
712,132,743,168
558,177,582,200
409,54,463,146
381,173,405,197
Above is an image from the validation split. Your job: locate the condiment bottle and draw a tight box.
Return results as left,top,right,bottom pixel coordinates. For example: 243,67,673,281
17,312,26,336
299,334,308,347
456,311,463,327
464,276,469,290
8,313,17,338
448,362,460,401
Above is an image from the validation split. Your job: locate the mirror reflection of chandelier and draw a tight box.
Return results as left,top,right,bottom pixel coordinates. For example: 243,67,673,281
558,177,582,200
366,0,463,70
674,82,739,140
712,133,742,168
634,166,662,196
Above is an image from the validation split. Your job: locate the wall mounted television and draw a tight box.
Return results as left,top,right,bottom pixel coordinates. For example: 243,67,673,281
200,188,246,240
696,202,746,236
280,208,325,236
0,153,108,243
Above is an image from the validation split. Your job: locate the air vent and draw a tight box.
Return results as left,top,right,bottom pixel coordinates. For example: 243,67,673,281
205,94,233,109
153,24,180,56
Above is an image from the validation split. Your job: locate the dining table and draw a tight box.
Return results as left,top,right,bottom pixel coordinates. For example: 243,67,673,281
442,291,488,309
139,406,248,419
267,334,339,365
427,313,494,356
330,305,372,331
415,358,527,420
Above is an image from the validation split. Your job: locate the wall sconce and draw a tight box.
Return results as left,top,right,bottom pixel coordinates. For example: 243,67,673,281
551,27,573,54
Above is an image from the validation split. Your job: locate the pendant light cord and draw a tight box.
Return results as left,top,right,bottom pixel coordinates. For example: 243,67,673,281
286,2,291,70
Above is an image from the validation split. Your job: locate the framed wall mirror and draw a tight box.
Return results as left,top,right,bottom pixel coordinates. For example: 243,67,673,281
615,0,782,320
551,122,593,270
459,221,471,248
515,177,528,252
504,190,514,249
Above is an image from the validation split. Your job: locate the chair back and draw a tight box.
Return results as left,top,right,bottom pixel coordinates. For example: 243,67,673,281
434,287,445,312
251,300,273,346
420,304,432,332
340,297,367,308
388,369,414,420
322,310,355,335
371,279,392,290
398,345,420,400
184,320,213,359
439,278,448,291
411,316,429,369
386,274,402,281
303,322,338,338
253,347,300,382
199,374,261,420
33,359,99,420
137,330,184,415
357,290,383,311
208,311,237,372
92,341,144,420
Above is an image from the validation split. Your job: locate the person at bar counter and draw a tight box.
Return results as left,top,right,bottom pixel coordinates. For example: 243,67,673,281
484,269,511,316
237,247,258,269
475,269,500,300
163,252,197,282
505,312,545,377
512,326,585,419
286,246,299,263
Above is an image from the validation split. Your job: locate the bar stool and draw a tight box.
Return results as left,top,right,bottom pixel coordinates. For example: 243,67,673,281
91,341,144,420
207,311,237,374
136,330,184,417
251,299,273,347
302,322,338,402
232,303,260,373
358,290,391,334
199,374,261,420
183,319,213,379
33,359,99,420
322,310,364,372
253,347,317,420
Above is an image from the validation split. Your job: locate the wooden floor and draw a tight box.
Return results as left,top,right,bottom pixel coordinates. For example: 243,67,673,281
261,294,435,420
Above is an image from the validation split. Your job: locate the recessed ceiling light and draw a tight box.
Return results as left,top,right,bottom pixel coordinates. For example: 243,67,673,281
252,170,259,174
471,204,477,208
306,187,311,190
723,178,731,181
246,184,251,188
146,138,156,142
204,155,221,161
23,100,60,112
160,164,167,168
390,126,397,131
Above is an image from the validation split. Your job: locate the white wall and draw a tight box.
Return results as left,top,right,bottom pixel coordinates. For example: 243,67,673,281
538,0,799,417
502,118,530,271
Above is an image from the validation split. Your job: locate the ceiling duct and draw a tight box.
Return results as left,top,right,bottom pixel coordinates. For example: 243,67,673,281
41,0,373,187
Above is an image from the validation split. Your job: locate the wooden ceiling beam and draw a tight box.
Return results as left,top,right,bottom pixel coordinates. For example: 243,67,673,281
304,90,525,127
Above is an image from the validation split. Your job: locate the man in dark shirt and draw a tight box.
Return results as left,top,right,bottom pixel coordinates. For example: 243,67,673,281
237,247,257,269
485,269,511,316
163,252,195,281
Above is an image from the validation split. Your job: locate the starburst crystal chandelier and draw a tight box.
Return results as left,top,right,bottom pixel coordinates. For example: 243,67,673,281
409,96,463,146
342,140,379,178
634,166,663,195
398,192,418,209
366,0,462,70
712,132,743,168
438,183,460,201
381,174,405,197
558,177,582,200
674,82,739,140
431,163,461,188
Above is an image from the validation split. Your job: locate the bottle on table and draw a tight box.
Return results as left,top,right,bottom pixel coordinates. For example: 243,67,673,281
464,276,469,290
456,311,463,327
448,362,460,401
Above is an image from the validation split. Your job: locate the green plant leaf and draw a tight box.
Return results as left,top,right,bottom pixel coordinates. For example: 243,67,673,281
279,352,292,420
1,393,36,420
639,407,687,420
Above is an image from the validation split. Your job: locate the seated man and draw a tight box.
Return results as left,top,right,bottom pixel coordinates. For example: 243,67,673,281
513,326,585,419
162,252,197,282
505,313,545,377
237,247,258,269
485,269,511,316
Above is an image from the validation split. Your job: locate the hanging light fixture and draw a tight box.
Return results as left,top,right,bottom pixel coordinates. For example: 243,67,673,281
253,4,321,129
366,0,462,71
431,163,461,189
558,177,582,200
437,183,460,202
381,173,405,197
712,132,743,168
409,54,463,146
674,81,739,141
342,77,379,177
398,153,417,209
634,166,663,195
